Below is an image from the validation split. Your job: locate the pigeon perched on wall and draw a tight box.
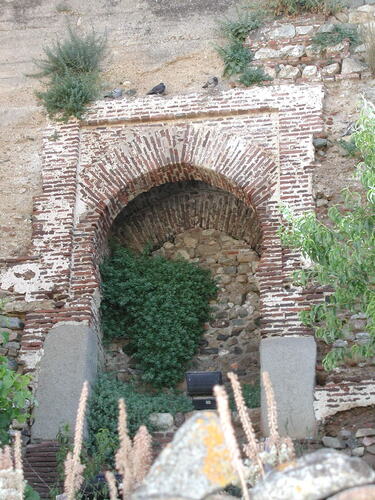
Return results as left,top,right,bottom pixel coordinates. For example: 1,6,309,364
146,83,166,95
202,76,218,89
104,88,123,99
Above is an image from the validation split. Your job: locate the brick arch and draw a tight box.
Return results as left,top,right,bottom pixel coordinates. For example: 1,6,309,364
70,125,279,303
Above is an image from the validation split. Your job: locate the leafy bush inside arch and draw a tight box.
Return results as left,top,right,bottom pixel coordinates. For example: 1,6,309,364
100,245,217,388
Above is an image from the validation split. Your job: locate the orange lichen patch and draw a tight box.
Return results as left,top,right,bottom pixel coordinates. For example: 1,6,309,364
200,413,237,487
275,460,297,472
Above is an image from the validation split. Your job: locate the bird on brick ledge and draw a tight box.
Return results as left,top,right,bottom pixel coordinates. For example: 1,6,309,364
104,88,123,99
202,76,218,89
146,82,166,95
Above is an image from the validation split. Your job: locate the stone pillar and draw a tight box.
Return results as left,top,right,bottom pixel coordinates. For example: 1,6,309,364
32,323,98,440
260,336,317,438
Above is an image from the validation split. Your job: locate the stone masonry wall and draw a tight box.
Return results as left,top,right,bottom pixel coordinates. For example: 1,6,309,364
247,9,374,83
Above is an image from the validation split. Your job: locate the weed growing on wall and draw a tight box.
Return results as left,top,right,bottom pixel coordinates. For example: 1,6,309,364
269,0,342,16
87,373,193,455
219,7,264,43
280,100,375,370
216,7,271,85
216,42,255,77
100,246,217,388
312,24,361,49
0,308,33,445
30,27,106,120
238,67,273,86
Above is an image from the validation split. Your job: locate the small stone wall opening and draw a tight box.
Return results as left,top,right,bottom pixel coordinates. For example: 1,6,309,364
105,180,262,387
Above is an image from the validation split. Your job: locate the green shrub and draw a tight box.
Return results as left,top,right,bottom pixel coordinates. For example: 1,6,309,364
0,327,33,445
30,27,106,120
238,66,273,86
312,24,361,49
279,100,375,370
100,246,217,388
338,137,359,157
87,373,193,456
269,0,342,16
219,8,264,43
36,72,100,121
216,41,254,77
230,382,261,410
32,28,106,77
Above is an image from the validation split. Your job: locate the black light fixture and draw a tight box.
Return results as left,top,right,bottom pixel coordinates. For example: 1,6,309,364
185,371,223,410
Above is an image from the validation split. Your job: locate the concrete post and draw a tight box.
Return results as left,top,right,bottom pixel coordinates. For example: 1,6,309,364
260,336,317,438
32,323,99,440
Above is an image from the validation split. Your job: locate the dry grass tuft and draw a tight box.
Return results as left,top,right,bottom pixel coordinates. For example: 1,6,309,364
64,381,89,500
214,384,250,500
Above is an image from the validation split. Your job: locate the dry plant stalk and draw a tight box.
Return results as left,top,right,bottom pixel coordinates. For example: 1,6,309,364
105,471,119,500
214,384,250,500
116,398,133,499
362,22,375,74
0,440,24,500
64,380,89,500
132,425,152,488
113,399,153,499
0,446,12,471
262,371,279,446
227,372,264,477
13,432,24,494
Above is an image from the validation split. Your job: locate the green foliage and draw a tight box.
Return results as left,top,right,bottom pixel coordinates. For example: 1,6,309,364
238,66,273,86
87,373,193,456
312,24,361,49
36,72,100,121
338,137,359,157
219,8,264,43
0,327,33,445
100,246,217,388
268,0,342,16
30,27,106,120
24,483,41,500
279,100,375,370
216,42,254,77
230,382,261,410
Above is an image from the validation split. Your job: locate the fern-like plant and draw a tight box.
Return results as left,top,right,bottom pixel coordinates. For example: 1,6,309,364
238,66,273,86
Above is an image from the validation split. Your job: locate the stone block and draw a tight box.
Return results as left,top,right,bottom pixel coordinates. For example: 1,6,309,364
296,25,314,35
278,65,301,80
302,65,318,78
341,57,367,74
322,63,341,75
279,45,305,58
269,24,296,39
149,413,174,431
134,411,237,499
356,428,375,438
251,449,375,500
0,315,23,329
260,336,317,438
32,323,99,440
254,48,281,60
322,436,346,449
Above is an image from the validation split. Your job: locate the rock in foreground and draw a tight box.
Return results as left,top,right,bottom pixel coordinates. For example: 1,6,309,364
250,449,375,500
133,411,237,500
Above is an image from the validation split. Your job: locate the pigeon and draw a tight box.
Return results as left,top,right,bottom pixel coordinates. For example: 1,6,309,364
146,83,166,95
124,89,137,97
104,88,123,99
202,76,218,89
